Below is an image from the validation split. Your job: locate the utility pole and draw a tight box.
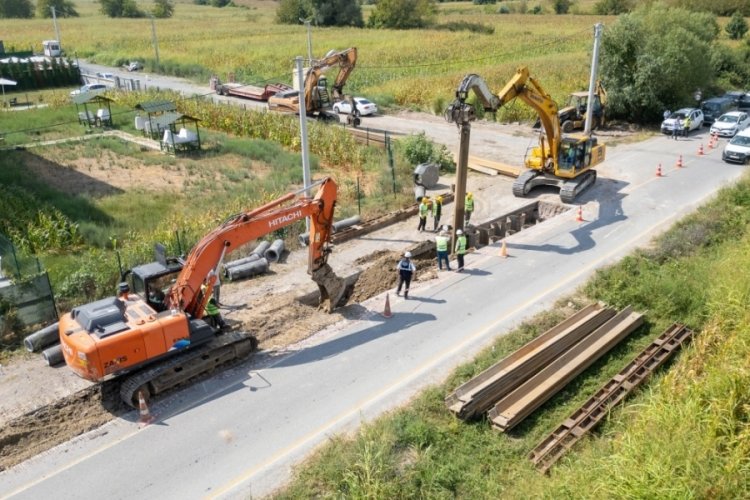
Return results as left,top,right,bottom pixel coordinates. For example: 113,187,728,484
584,23,603,136
299,18,313,65
296,56,312,232
50,7,61,44
149,15,160,68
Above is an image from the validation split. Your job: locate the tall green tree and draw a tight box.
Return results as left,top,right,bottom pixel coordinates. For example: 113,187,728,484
368,0,437,29
276,0,312,23
152,0,173,17
311,0,362,27
37,0,79,17
600,5,719,123
0,0,34,18
99,0,144,17
725,11,748,40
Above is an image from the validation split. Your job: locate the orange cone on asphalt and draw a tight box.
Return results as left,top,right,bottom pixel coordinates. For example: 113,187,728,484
138,390,154,425
697,143,704,156
655,163,663,177
382,293,393,318
708,134,716,149
499,239,508,258
676,155,683,168
575,206,584,222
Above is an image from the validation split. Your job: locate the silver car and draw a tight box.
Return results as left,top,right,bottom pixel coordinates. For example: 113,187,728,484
710,111,750,138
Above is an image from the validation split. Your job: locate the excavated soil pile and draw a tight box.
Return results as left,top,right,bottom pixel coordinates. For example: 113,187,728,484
349,249,437,303
0,381,123,471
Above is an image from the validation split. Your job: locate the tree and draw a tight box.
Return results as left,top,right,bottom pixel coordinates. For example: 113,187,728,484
99,0,145,17
368,0,437,29
37,0,79,17
311,0,363,27
152,0,173,17
594,0,633,15
276,0,312,23
726,11,748,40
553,0,571,14
0,0,34,18
600,5,719,123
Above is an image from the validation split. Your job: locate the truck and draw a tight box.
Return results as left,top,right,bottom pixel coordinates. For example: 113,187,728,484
53,178,354,406
445,67,606,203
210,76,292,101
42,40,62,57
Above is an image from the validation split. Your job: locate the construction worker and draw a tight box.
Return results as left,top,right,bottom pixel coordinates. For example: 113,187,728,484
432,195,443,232
435,231,451,271
465,192,475,223
395,251,416,299
683,115,692,137
201,281,228,330
418,196,431,232
455,229,467,272
209,268,222,306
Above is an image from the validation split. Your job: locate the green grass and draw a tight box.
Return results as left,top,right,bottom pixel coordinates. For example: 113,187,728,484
276,176,750,498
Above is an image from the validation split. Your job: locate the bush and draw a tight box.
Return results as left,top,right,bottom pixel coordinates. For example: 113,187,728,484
434,21,494,34
276,0,312,23
399,132,455,173
553,0,571,14
152,0,174,18
99,0,145,17
0,0,33,18
37,0,79,18
594,0,633,15
725,11,748,40
368,0,437,29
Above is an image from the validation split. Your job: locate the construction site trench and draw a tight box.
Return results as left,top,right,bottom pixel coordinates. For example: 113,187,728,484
0,195,571,472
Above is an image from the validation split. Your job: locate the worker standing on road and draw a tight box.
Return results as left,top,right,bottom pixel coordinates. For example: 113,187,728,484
433,195,443,232
435,231,451,271
418,196,431,232
455,229,467,272
396,251,416,299
465,192,475,223
683,115,692,138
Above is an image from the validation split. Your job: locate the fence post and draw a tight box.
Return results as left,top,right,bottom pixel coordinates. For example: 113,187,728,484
386,133,396,196
357,176,361,215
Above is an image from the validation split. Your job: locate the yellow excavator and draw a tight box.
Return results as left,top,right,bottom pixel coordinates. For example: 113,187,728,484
445,66,606,203
267,47,359,125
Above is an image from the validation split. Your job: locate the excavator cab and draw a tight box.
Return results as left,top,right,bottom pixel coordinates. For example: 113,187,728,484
130,260,183,313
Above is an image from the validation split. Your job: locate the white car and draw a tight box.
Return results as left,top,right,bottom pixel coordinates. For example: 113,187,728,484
710,111,750,138
661,108,704,135
96,72,114,79
722,129,750,164
333,97,378,116
70,83,108,96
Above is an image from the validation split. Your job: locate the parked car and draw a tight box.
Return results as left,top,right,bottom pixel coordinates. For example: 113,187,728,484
661,108,704,135
710,111,750,138
70,83,108,96
722,129,750,164
722,90,745,107
333,97,378,116
126,61,142,72
701,96,734,125
96,72,114,79
738,93,750,110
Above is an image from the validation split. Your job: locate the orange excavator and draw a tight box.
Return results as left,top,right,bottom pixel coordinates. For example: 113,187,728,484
58,178,351,406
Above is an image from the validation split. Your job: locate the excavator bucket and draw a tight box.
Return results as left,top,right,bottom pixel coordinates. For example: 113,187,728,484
311,263,356,313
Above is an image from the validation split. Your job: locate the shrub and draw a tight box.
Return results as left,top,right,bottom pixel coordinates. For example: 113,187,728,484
725,11,748,40
399,132,455,173
553,0,571,14
594,0,633,15
276,0,312,23
368,0,437,29
0,0,33,18
434,21,494,34
152,0,174,17
36,0,79,18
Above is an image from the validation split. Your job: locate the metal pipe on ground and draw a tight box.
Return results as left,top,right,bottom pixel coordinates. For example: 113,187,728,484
226,257,269,281
333,215,361,233
23,322,60,352
223,254,260,271
264,239,285,263
42,343,65,366
252,241,271,258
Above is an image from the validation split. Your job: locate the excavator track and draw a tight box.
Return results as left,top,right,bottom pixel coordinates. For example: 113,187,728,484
119,331,258,407
512,170,542,198
560,170,597,204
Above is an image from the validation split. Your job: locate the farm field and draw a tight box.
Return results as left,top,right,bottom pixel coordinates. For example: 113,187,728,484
3,0,612,117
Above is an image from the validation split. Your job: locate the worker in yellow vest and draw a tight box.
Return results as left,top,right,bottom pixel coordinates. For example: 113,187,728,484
455,229,467,272
201,282,228,330
465,192,475,223
418,196,431,232
435,230,451,271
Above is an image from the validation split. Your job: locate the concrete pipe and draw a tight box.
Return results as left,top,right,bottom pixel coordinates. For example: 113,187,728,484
23,321,60,352
299,233,310,247
226,257,269,281
42,343,65,366
223,254,260,271
252,240,271,258
332,215,361,233
264,239,285,263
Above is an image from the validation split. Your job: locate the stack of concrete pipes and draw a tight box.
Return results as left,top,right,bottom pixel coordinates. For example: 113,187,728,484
223,239,287,281
23,321,65,366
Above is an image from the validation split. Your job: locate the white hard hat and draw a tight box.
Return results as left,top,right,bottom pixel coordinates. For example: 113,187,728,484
456,229,463,235
404,251,412,258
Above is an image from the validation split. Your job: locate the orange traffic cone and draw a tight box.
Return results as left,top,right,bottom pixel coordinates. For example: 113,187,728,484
676,155,683,168
138,390,154,425
575,206,584,222
499,239,508,258
708,134,716,149
382,293,393,318
697,143,704,156
655,163,663,177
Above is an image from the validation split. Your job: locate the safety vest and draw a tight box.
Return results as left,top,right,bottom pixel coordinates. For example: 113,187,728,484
465,197,474,212
684,117,691,129
455,235,467,254
398,259,415,273
436,235,449,252
434,200,442,218
419,202,429,218
205,297,220,316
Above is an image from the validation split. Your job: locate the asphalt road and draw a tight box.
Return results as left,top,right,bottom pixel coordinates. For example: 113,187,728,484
1,124,743,498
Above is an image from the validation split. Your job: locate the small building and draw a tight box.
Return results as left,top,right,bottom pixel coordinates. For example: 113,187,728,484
134,100,202,154
71,91,113,128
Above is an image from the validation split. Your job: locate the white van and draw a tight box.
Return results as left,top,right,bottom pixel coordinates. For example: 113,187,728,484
42,40,61,57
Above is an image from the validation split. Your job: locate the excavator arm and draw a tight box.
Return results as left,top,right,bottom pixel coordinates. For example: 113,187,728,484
166,177,347,316
303,47,357,114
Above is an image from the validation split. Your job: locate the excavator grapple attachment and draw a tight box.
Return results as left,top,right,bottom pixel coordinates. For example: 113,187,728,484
311,263,355,313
